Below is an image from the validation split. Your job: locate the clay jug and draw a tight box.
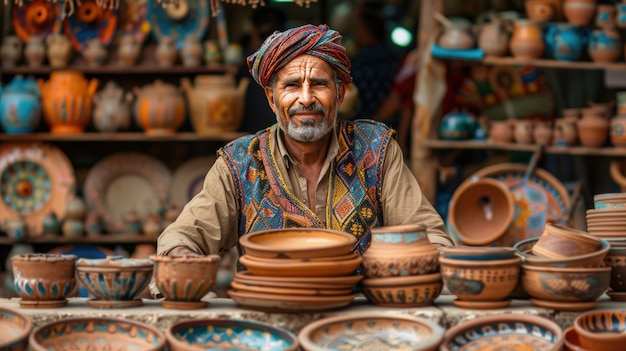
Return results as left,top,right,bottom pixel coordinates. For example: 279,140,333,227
509,19,545,59
488,120,514,143
46,33,73,68
525,0,558,24
0,76,42,134
82,39,108,66
577,107,609,147
513,119,534,144
117,33,141,67
553,117,578,146
1,35,23,68
563,0,597,26
533,121,553,145
92,81,132,132
38,71,99,134
180,34,202,67
544,22,588,61
155,36,177,67
438,21,475,49
476,14,511,57
133,80,186,135
24,35,46,68
588,28,622,63
181,75,250,134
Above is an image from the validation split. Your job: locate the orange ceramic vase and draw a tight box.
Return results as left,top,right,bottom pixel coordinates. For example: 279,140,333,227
577,108,610,147
509,19,545,59
563,0,597,26
38,71,99,134
133,80,186,135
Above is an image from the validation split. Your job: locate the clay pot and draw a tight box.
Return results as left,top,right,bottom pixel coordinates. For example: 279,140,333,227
62,218,84,238
438,22,475,49
0,35,23,68
509,19,545,59
11,253,77,308
133,80,186,135
65,197,86,220
618,4,626,28
180,34,202,67
513,119,534,144
525,0,558,24
533,121,553,145
46,33,73,68
38,71,99,134
563,0,597,26
0,75,42,134
360,273,443,307
521,265,611,302
117,33,141,67
476,15,511,57
596,4,617,28
4,216,28,240
448,178,514,246
224,43,244,67
553,116,579,146
577,108,609,147
611,114,626,147
181,75,249,134
534,223,602,259
575,310,626,351
42,212,61,236
603,246,626,292
588,28,622,63
92,81,132,133
82,39,108,66
155,36,177,68
24,35,46,68
488,120,514,143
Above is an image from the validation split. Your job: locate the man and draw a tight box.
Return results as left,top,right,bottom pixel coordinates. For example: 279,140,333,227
157,24,453,259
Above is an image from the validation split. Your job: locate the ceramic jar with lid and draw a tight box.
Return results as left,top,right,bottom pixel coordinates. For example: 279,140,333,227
133,80,186,135
92,81,132,133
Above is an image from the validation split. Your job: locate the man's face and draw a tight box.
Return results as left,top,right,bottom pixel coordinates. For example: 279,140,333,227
264,54,345,143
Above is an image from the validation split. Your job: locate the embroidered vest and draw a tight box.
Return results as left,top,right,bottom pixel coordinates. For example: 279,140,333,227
218,119,394,240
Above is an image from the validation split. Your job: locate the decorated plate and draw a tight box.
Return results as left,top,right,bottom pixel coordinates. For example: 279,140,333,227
117,0,150,44
169,156,215,209
449,163,570,247
12,0,63,43
83,152,171,234
147,0,209,50
62,0,119,51
0,143,76,236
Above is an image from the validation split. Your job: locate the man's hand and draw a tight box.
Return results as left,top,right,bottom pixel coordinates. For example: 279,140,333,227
167,246,203,257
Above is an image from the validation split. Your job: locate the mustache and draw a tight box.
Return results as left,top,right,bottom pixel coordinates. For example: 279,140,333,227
288,105,326,116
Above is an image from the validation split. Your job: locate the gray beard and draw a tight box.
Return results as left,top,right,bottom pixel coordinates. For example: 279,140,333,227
280,117,332,142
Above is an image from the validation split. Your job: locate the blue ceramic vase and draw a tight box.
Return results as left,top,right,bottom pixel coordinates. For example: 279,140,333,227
0,76,42,134
543,22,588,61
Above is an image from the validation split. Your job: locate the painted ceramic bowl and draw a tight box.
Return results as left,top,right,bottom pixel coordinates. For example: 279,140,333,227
533,224,601,259
514,237,610,268
238,254,362,277
76,256,153,306
361,243,440,278
574,309,626,351
439,314,564,351
166,319,299,351
521,264,611,303
297,312,444,351
150,254,221,309
11,253,77,308
603,246,626,292
360,272,443,307
440,246,517,260
239,228,356,259
0,306,32,351
29,317,166,351
564,327,589,351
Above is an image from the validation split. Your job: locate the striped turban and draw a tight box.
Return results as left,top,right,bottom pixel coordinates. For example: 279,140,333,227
247,24,352,87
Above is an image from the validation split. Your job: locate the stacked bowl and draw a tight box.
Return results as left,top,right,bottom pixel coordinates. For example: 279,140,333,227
438,246,521,309
229,228,361,312
515,223,611,311
359,224,442,307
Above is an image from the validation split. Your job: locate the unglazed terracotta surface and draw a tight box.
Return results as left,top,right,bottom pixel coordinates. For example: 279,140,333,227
297,312,444,351
533,224,601,259
514,237,610,268
232,271,362,290
29,317,166,351
441,246,516,260
166,319,299,351
227,289,356,313
0,306,32,351
360,272,443,307
521,264,611,303
574,309,626,351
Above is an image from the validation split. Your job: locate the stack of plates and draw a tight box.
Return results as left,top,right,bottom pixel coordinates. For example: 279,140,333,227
228,228,363,312
586,208,626,238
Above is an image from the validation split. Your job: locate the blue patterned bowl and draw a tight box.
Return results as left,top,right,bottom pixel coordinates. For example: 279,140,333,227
0,306,32,351
574,309,626,351
521,264,611,303
76,256,153,303
297,312,444,351
440,314,564,351
29,317,166,351
166,319,299,351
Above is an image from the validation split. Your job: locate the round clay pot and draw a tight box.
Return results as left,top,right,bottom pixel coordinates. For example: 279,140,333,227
513,119,534,144
577,108,609,147
588,28,622,63
554,117,579,146
438,24,475,50
488,120,514,143
509,19,545,59
133,80,186,135
575,310,626,351
533,121,553,146
448,178,514,246
603,246,626,292
563,0,597,26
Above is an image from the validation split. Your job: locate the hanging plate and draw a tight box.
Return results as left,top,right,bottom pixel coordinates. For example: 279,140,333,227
62,0,119,52
12,0,63,43
117,0,150,44
147,0,210,50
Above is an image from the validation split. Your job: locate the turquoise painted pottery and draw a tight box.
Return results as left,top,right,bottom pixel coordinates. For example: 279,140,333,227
593,192,626,209
0,76,41,134
588,28,622,63
440,314,564,351
543,22,588,61
439,111,477,140
166,319,299,351
76,256,153,308
0,306,32,351
29,317,166,351
298,312,444,351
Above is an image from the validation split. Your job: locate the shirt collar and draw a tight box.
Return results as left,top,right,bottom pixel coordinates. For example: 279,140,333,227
274,123,339,170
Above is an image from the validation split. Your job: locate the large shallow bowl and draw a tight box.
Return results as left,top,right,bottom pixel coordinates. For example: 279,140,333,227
297,312,444,351
440,314,564,351
227,289,356,313
239,254,362,277
574,309,626,351
521,264,611,304
239,228,356,259
0,306,32,351
514,237,610,267
166,319,299,351
29,317,166,351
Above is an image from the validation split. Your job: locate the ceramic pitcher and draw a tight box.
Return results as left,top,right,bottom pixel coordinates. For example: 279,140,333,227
544,23,588,61
509,19,545,59
133,80,186,135
476,14,511,57
92,81,132,132
0,76,42,134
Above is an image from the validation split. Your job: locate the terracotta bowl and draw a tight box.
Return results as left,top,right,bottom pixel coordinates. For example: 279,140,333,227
514,237,610,268
521,264,611,302
297,312,444,351
360,272,443,307
11,253,77,308
440,246,517,260
166,319,299,351
594,192,626,209
0,306,32,351
361,243,440,278
29,317,166,351
533,224,601,259
439,256,521,302
232,271,363,290
564,327,589,351
239,228,356,259
227,289,356,313
574,310,626,351
76,256,154,306
440,314,564,351
448,177,514,246
603,246,626,292
238,254,362,277
150,254,221,309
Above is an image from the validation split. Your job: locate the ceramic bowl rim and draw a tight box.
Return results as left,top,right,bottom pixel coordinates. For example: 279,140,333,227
514,237,610,265
439,314,564,351
370,223,427,234
165,318,300,351
440,246,516,258
361,272,442,287
149,254,221,263
297,312,444,351
0,306,33,350
76,255,154,268
439,255,522,267
574,309,626,346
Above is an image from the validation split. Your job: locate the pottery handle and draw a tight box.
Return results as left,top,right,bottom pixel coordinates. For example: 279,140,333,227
87,78,99,96
610,159,626,191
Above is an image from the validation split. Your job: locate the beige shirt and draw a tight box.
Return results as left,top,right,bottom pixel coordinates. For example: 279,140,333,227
157,124,453,256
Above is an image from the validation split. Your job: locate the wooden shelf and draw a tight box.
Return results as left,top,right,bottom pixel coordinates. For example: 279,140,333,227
0,234,156,245
0,132,247,142
439,56,626,71
1,63,235,76
421,139,626,157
